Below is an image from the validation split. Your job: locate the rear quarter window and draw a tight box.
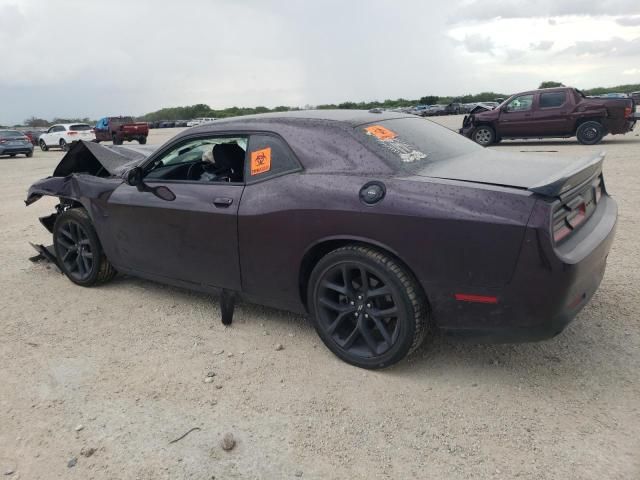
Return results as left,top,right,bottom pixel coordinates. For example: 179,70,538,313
539,92,566,108
245,134,301,183
356,117,481,174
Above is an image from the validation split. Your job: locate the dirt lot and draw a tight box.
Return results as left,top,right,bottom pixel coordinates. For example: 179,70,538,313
1,117,639,479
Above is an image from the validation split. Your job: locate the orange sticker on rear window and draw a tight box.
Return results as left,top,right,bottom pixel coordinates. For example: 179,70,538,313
364,125,397,140
250,147,271,175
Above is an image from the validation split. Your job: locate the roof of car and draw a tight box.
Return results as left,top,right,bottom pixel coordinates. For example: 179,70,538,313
193,109,413,129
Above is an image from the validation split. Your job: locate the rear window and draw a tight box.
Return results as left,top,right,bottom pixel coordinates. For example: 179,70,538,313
0,130,23,138
358,117,481,173
70,124,92,131
540,92,566,108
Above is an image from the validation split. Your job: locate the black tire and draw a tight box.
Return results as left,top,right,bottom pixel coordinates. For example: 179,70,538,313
26,151,33,158
576,121,604,145
112,134,123,145
59,139,68,151
39,139,48,151
53,208,117,287
307,245,429,369
138,136,147,145
471,125,495,146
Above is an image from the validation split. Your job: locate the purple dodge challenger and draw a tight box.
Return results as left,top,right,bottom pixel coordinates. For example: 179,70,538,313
26,110,617,368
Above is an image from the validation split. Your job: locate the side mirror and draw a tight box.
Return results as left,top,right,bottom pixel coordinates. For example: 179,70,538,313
123,167,176,202
125,166,143,186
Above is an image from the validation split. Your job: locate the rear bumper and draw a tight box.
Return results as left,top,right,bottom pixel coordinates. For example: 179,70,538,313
0,145,33,155
437,195,617,342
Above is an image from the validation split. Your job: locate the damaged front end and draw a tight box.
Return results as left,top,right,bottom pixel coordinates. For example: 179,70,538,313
25,140,154,266
26,140,153,206
459,105,495,138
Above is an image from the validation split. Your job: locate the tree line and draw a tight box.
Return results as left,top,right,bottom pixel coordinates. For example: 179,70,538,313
7,81,639,128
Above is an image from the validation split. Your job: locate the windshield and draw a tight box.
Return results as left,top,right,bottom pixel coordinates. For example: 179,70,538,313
357,117,481,174
70,124,92,131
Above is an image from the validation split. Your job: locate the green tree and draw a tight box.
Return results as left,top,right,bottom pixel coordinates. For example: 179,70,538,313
538,81,564,89
418,95,439,105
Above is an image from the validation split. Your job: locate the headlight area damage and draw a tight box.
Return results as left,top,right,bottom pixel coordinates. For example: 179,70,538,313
25,140,154,268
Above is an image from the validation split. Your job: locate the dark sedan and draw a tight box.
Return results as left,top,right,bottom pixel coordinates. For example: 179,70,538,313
0,130,34,157
26,110,617,368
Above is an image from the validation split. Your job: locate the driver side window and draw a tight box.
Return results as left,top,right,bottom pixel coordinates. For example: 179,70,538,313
145,136,248,183
505,94,533,112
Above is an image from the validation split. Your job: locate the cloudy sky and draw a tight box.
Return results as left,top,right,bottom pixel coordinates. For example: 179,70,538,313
1,0,639,124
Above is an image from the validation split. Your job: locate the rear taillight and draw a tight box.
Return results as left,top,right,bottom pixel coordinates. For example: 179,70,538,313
68,131,78,135
624,106,632,118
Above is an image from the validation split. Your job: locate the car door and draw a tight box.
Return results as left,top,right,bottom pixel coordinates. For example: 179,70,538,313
532,91,572,135
104,133,247,290
42,125,59,146
497,94,534,137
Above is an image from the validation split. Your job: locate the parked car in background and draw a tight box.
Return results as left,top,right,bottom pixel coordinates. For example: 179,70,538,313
186,117,217,127
159,121,176,128
21,129,46,145
424,104,447,116
94,117,149,145
410,105,430,116
174,120,189,128
26,110,618,369
0,130,34,157
461,87,637,146
39,124,96,151
444,102,462,115
631,91,640,103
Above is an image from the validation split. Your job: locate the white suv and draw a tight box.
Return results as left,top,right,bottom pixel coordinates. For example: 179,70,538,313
39,124,96,151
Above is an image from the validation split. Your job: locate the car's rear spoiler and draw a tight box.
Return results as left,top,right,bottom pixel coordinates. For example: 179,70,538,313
528,152,604,197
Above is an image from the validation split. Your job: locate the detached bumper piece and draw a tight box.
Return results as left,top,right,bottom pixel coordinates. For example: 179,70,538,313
28,242,62,273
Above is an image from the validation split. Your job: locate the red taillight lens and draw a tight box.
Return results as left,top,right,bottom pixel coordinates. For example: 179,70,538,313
624,107,632,118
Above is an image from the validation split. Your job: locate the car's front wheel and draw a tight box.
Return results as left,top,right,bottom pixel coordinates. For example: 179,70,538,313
26,151,33,158
138,136,147,145
308,245,429,369
472,125,495,146
39,139,48,151
53,208,117,287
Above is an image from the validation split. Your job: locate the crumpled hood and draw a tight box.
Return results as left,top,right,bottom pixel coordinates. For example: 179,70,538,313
53,140,157,177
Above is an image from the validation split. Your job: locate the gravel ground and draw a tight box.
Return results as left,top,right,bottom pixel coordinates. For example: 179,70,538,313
1,117,639,479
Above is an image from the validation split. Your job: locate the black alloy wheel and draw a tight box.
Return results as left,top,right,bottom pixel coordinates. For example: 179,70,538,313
53,209,117,286
309,246,428,369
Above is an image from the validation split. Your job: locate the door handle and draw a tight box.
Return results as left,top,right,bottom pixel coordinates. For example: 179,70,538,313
213,197,233,207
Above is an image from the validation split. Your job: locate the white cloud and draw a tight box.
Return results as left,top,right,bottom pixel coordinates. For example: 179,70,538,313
0,0,639,125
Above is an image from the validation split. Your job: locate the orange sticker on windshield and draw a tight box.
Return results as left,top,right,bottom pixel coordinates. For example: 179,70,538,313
365,125,397,140
250,147,271,175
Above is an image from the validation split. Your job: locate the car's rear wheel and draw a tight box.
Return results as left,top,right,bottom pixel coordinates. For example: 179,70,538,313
112,134,123,145
26,151,33,158
576,121,604,145
53,208,117,287
308,245,429,369
138,136,147,145
59,139,68,151
472,125,495,146
39,139,48,151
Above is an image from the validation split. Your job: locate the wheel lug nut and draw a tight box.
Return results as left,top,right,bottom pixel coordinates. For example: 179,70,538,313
350,301,355,305
366,303,371,308
364,314,369,318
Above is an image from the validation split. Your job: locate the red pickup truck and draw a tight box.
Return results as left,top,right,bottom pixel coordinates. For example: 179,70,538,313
94,116,149,145
460,87,638,146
